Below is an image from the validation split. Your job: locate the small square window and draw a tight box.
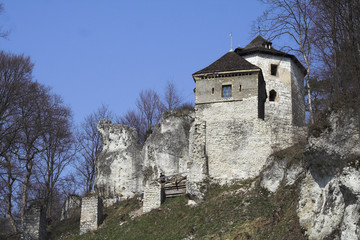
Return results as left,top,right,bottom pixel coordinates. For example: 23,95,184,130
271,64,278,76
222,85,232,98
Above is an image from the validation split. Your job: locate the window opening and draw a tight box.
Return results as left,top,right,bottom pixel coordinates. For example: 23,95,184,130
239,85,242,92
222,85,232,98
269,89,277,101
212,88,214,94
271,64,278,76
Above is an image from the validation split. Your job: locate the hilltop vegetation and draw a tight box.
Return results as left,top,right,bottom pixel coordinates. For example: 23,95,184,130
48,176,306,240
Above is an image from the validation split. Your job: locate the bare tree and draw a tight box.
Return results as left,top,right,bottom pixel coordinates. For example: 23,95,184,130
75,105,113,193
0,51,34,233
119,109,146,144
136,89,164,140
17,82,57,228
34,94,75,218
312,0,360,131
163,81,182,111
258,0,316,123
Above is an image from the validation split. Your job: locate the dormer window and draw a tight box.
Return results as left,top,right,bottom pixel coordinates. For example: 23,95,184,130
222,85,232,98
271,64,278,76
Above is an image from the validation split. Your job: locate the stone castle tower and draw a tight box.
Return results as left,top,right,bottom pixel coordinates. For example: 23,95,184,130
193,35,306,126
188,35,306,186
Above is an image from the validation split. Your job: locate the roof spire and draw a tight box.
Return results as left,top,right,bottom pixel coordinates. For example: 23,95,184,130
229,33,233,52
258,25,261,36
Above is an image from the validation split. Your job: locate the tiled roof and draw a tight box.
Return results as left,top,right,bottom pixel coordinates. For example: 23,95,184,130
193,51,259,75
236,35,307,75
244,35,272,49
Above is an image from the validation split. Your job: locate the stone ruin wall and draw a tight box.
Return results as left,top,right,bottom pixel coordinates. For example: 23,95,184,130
95,111,195,204
21,202,47,240
61,195,81,221
79,194,103,235
142,181,163,213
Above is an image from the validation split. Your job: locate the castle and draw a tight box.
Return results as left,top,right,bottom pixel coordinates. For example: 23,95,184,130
94,35,306,206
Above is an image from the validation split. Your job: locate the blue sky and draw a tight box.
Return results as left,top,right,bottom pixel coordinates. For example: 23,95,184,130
0,1,266,125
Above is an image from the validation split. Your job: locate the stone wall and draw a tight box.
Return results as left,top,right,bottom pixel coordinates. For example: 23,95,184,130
95,119,143,203
194,72,261,104
80,195,103,235
21,202,46,240
244,54,304,126
187,121,208,201
61,195,81,221
143,181,163,213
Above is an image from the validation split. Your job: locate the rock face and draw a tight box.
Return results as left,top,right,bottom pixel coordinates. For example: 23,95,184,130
95,110,194,203
297,111,360,240
142,111,194,183
95,119,143,203
260,110,360,239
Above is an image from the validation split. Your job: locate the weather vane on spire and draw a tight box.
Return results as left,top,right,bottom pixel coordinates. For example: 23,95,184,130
229,33,233,51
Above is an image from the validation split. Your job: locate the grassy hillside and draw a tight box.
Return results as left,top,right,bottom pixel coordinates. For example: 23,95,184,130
48,177,306,240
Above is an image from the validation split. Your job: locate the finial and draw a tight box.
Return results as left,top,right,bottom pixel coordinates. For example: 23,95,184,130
229,33,233,52
258,26,261,36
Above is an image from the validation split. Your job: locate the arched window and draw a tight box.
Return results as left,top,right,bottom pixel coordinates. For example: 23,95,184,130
269,89,277,101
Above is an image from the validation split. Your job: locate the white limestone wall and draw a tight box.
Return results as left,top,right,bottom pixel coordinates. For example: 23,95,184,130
95,119,143,202
206,119,272,183
291,61,306,126
196,97,259,122
186,121,208,200
244,54,294,125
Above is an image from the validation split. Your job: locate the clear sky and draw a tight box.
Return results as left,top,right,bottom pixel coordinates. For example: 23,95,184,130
0,0,266,125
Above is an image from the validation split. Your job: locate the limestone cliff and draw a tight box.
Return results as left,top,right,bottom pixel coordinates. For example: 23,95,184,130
95,119,143,202
95,110,194,203
142,110,194,183
261,110,360,239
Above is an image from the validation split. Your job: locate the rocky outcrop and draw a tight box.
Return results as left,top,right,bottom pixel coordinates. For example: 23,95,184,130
95,119,143,202
142,111,194,183
95,110,194,203
298,110,360,240
260,110,360,239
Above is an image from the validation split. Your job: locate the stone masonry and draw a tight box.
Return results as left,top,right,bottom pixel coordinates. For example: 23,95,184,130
143,181,163,213
80,194,103,235
21,202,46,240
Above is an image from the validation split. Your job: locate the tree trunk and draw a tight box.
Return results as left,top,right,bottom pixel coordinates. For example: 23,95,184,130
5,168,18,233
21,160,33,228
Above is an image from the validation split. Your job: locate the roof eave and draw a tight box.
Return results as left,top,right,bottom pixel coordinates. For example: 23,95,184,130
192,68,261,81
